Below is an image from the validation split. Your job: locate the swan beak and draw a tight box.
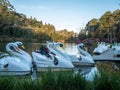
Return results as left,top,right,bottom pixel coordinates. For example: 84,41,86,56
21,45,25,49
16,47,20,51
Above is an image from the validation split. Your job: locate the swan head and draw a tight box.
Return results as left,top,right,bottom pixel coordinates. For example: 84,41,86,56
15,41,25,49
6,42,20,52
53,42,64,48
78,43,85,47
78,43,86,50
58,42,63,47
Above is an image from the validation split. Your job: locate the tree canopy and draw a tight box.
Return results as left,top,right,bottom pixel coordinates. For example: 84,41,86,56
79,9,120,43
0,0,77,42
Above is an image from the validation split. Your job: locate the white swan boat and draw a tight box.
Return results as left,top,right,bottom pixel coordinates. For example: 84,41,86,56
0,42,32,75
46,41,95,67
15,41,33,67
93,42,110,55
77,43,95,66
112,43,120,57
32,42,74,70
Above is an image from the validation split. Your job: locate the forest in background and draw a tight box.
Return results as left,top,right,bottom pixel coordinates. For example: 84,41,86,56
78,9,120,44
0,0,77,43
1,0,120,44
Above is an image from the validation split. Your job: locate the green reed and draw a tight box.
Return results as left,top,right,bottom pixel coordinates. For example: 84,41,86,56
93,70,120,90
0,70,120,90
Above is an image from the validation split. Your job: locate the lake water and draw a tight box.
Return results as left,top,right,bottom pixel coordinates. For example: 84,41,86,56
0,42,120,81
24,43,79,55
0,42,88,55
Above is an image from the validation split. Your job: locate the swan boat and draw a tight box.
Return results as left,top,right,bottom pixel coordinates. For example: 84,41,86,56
112,43,120,57
0,42,32,75
93,42,110,55
15,41,33,67
77,43,95,66
32,43,74,70
46,41,95,67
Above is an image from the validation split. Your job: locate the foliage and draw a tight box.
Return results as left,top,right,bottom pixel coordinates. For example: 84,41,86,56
0,70,120,90
0,0,77,42
78,9,120,43
93,70,120,90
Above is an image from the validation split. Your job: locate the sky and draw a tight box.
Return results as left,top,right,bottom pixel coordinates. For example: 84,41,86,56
9,0,120,33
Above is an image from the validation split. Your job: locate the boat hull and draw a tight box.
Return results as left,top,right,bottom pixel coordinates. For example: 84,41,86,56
72,62,95,67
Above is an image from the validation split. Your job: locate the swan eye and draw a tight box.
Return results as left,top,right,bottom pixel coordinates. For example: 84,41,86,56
60,44,63,47
18,44,21,48
10,46,15,51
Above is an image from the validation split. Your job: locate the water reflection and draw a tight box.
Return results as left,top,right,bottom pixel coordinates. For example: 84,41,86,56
74,66,99,81
83,67,98,81
23,43,79,56
64,43,78,55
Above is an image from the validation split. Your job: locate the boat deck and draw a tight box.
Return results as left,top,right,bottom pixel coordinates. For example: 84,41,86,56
93,48,120,61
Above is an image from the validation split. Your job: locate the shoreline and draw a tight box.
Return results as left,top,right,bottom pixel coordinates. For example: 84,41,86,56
0,37,75,43
0,36,43,43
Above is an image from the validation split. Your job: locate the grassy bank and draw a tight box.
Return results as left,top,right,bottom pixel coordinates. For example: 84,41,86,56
0,70,120,90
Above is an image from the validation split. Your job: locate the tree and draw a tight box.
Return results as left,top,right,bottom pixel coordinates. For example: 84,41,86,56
0,0,14,11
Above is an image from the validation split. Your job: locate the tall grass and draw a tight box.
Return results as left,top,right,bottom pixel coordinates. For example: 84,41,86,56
93,70,120,90
0,77,15,90
39,70,92,90
0,70,120,90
